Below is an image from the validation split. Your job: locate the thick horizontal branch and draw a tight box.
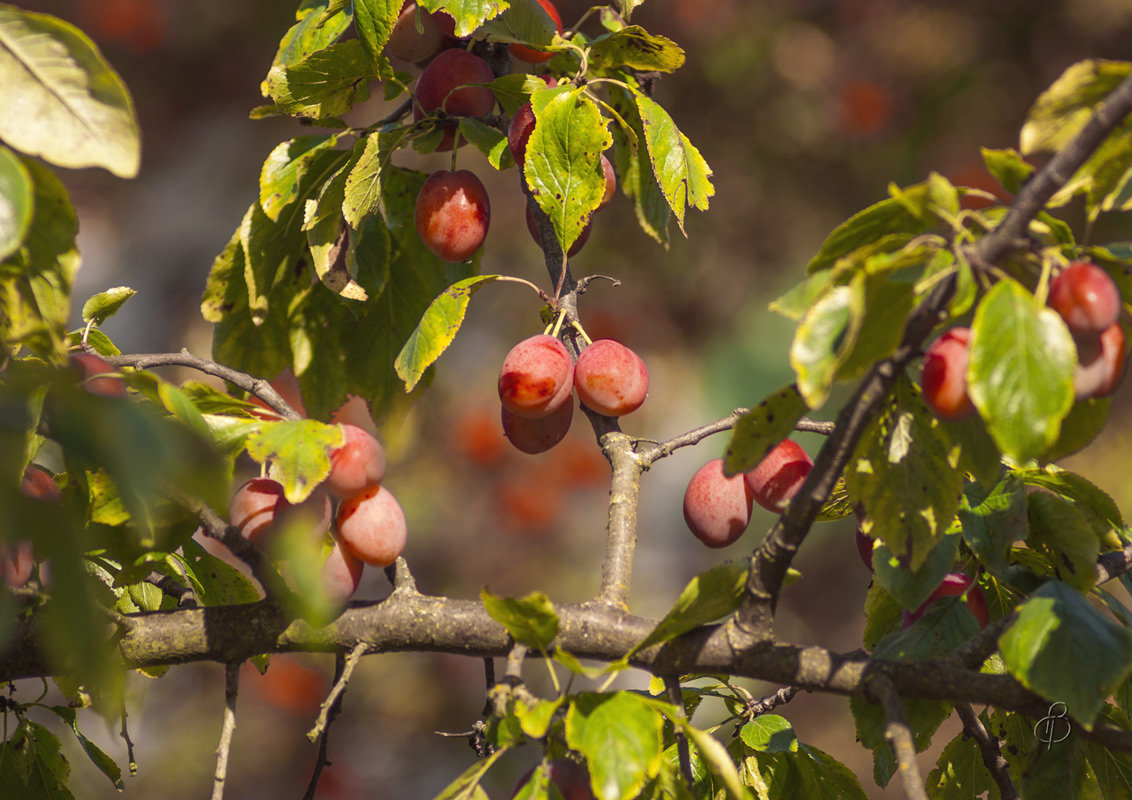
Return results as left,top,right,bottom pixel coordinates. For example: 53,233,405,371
4,591,1120,748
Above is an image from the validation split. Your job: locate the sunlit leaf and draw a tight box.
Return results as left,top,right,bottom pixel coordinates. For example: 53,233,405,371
566,692,664,800
396,275,501,391
968,279,1075,463
0,7,139,177
481,587,559,651
634,91,712,235
245,419,344,502
629,559,748,656
0,143,31,260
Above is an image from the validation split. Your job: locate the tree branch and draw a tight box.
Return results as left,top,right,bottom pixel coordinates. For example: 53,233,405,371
954,702,1018,800
5,593,1119,751
105,349,304,421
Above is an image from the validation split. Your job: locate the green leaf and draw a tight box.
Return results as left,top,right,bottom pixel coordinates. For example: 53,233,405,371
871,528,960,612
268,0,353,72
526,86,613,254
1026,492,1101,591
629,560,748,656
0,158,79,360
609,85,670,246
589,26,685,72
566,692,664,800
807,198,926,274
352,0,399,69
887,172,960,223
982,147,1033,195
634,91,712,235
181,538,261,606
872,594,982,660
395,275,501,392
481,0,560,50
480,588,559,651
833,275,914,384
0,7,139,177
845,378,965,571
45,705,123,791
740,718,867,800
790,285,857,409
259,135,342,222
0,143,32,260
304,160,371,301
968,278,1076,463
245,419,344,503
458,117,513,169
263,40,375,120
515,696,564,739
999,580,1132,726
1021,59,1132,155
740,716,798,754
925,731,995,800
957,475,1027,574
80,286,135,326
418,0,508,37
1,720,74,799
1086,736,1132,799
1019,466,1124,530
722,385,807,476
343,128,407,227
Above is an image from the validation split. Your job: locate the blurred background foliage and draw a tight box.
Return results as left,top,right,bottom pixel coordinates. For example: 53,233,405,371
20,0,1132,797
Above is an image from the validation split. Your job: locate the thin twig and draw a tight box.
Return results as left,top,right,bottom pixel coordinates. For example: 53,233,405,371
745,685,799,717
954,703,1019,800
307,643,368,743
869,674,929,800
104,349,303,421
638,408,834,468
304,652,346,800
211,663,240,800
120,703,138,776
664,676,696,789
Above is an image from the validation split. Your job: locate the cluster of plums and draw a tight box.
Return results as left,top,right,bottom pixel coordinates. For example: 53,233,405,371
682,439,814,548
497,334,648,454
228,424,404,606
921,261,1127,420
401,0,616,264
